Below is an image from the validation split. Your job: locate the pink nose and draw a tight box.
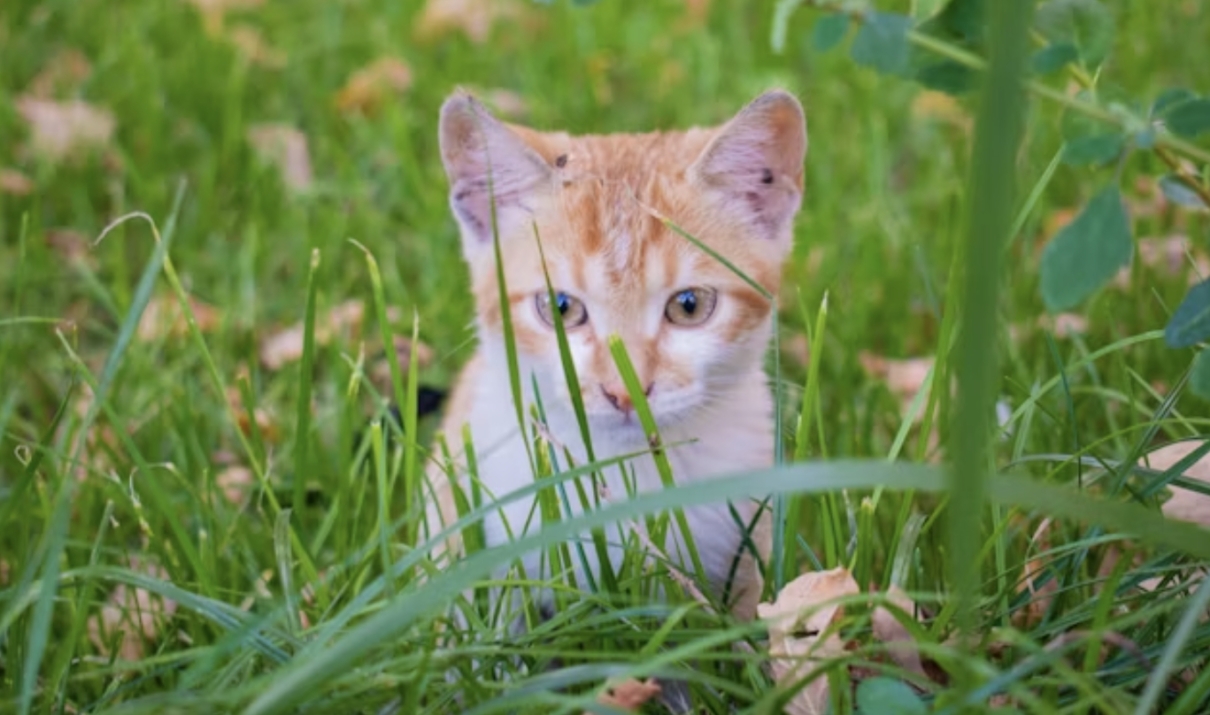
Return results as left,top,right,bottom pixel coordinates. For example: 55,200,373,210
600,383,653,413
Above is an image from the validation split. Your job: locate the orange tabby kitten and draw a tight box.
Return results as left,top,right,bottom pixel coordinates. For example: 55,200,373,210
423,88,807,624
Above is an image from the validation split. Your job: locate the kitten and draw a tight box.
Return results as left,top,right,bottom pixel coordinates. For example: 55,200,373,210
423,88,807,626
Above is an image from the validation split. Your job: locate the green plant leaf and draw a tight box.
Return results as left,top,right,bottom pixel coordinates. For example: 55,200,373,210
1032,42,1078,74
812,13,850,53
1035,0,1115,67
1039,185,1133,311
856,676,928,715
916,61,975,94
851,12,912,76
1061,134,1124,165
1158,175,1209,209
1164,279,1210,348
1191,351,1210,400
1153,88,1195,117
1165,98,1210,138
911,0,947,22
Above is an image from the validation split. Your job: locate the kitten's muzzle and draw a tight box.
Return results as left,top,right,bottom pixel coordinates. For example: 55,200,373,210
599,382,653,414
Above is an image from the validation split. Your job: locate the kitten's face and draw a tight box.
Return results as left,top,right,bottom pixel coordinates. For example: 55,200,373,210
438,91,807,432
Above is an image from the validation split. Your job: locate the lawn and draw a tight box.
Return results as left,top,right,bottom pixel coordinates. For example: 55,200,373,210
2,0,1210,713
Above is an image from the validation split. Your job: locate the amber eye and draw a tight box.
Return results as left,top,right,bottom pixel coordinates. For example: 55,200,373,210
664,287,718,326
536,291,589,328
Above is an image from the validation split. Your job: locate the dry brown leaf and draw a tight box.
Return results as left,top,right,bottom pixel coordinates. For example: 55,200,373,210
1142,441,1210,528
587,678,662,713
215,465,255,505
28,48,92,98
370,335,437,389
246,123,312,193
335,57,413,115
136,292,223,342
16,97,116,163
227,24,286,68
259,299,368,369
45,228,93,266
184,0,265,34
1012,517,1059,629
87,559,178,662
859,351,935,421
414,0,528,44
870,586,927,678
911,90,971,132
0,168,34,196
1036,312,1088,338
757,567,859,715
225,384,280,443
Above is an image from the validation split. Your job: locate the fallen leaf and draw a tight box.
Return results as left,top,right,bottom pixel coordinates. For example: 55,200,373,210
225,382,280,443
1012,517,1059,629
587,678,662,713
259,299,368,369
45,228,93,266
870,586,927,678
859,351,935,420
227,24,286,68
87,558,178,662
1036,312,1089,338
757,566,859,715
16,97,116,163
334,56,413,115
184,0,265,34
370,335,437,390
0,168,34,196
1142,441,1210,528
27,48,92,98
414,0,528,44
246,123,313,193
136,292,222,342
911,90,971,132
215,465,255,505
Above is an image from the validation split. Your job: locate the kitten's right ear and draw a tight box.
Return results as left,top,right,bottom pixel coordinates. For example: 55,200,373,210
438,90,553,250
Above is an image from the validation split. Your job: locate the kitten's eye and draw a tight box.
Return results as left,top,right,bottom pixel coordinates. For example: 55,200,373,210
536,291,588,328
664,287,718,326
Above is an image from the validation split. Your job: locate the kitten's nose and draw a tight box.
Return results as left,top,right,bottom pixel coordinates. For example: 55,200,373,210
600,382,653,414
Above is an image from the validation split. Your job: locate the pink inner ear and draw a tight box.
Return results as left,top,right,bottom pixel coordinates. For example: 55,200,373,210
439,96,552,246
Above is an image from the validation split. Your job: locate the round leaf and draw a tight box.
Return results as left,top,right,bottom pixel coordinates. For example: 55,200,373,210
1164,279,1210,349
856,677,927,715
1165,98,1210,138
1035,0,1115,67
851,12,913,76
812,13,851,53
1039,186,1133,312
1031,42,1078,75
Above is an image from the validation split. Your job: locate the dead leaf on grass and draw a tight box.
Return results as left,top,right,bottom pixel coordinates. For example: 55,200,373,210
87,558,179,662
1142,441,1210,529
414,0,530,44
335,56,413,115
45,228,94,266
16,97,116,163
184,0,265,34
0,168,34,196
870,585,927,678
136,292,223,342
28,48,92,98
1036,312,1088,338
225,382,280,443
1012,517,1059,630
246,123,313,193
227,24,286,68
911,90,971,132
587,678,662,713
859,352,935,420
215,465,255,505
757,566,859,715
259,299,369,369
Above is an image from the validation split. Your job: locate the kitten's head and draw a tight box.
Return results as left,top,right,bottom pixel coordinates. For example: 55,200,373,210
438,89,807,432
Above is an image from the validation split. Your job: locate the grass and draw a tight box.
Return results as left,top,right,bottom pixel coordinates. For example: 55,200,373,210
2,0,1210,712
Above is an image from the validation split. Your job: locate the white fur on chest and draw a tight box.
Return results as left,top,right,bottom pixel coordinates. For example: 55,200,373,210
458,355,773,602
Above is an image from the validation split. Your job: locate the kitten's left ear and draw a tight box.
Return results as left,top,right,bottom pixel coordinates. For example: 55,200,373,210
688,89,807,242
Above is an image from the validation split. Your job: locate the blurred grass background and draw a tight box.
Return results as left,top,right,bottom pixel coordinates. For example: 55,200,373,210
2,0,1210,712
